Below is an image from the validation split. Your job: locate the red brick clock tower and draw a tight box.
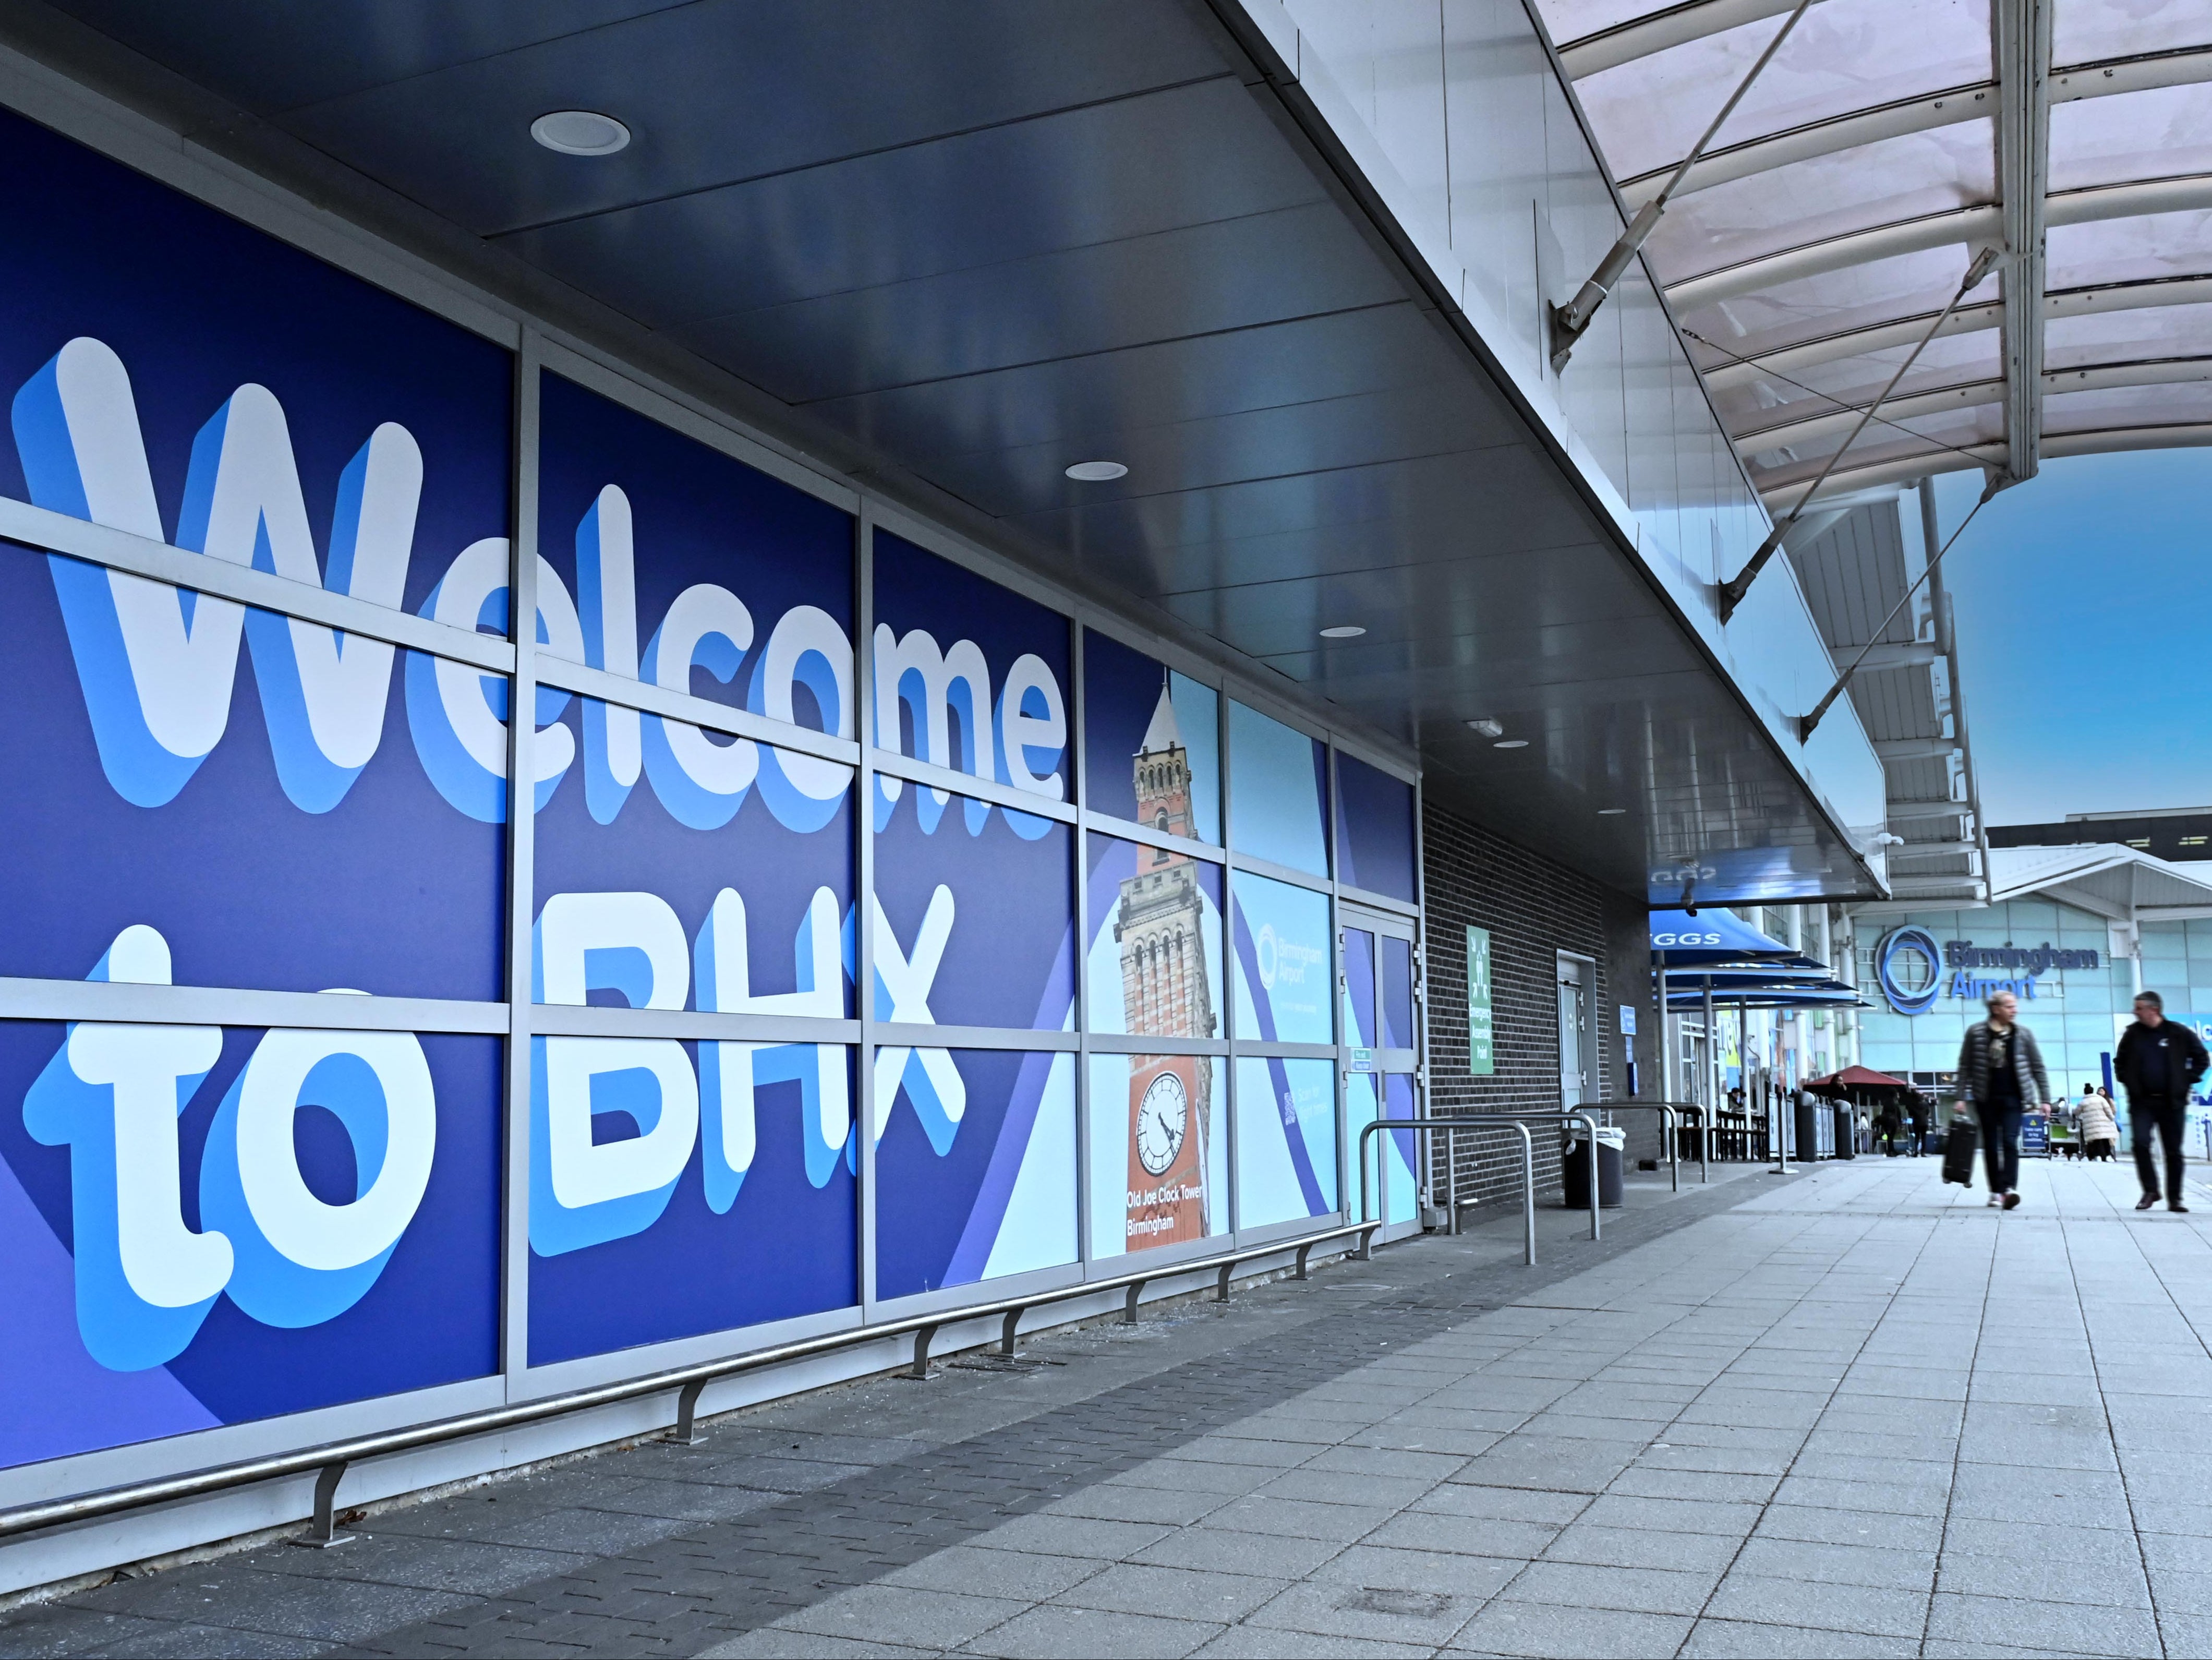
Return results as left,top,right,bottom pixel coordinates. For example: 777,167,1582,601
1115,681,1216,1247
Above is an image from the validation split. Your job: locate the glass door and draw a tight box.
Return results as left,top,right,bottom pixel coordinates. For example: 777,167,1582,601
1557,954,1591,1108
1342,906,1420,1231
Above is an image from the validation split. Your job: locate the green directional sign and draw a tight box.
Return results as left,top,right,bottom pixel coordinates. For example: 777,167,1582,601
1466,924,1495,1075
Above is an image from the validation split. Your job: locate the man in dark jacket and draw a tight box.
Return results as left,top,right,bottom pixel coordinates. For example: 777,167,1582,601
2115,991,2209,1212
1956,990,2051,1210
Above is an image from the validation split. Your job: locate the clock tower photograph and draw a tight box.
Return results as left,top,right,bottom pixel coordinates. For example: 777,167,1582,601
1114,681,1217,1249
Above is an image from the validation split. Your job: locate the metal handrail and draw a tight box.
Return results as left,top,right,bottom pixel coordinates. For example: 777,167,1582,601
1358,1112,1601,1264
1576,1099,1713,1189
0,1219,1378,1549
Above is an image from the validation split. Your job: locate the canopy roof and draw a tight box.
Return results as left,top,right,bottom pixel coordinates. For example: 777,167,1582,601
1985,841,2212,922
1534,0,2212,503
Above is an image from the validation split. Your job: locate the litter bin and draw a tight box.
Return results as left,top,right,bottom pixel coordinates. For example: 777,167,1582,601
1793,1096,1822,1162
1834,1104,1856,1160
1562,1125,1626,1209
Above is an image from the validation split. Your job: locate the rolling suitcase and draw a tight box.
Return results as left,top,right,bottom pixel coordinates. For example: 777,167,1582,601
1941,1114,1979,1185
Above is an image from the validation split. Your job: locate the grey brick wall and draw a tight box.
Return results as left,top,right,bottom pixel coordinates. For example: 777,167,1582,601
1419,800,1658,1207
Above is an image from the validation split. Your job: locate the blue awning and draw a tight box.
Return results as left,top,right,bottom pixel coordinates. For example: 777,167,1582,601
1649,909,1794,965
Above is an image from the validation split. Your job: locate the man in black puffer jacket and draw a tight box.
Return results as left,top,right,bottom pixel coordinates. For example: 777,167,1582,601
1956,990,2051,1211
2116,991,2209,1213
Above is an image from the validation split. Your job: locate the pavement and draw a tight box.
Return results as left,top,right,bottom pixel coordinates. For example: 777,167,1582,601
9,1153,2212,1659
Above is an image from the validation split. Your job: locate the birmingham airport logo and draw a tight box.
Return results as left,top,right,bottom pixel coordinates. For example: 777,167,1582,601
14,336,1067,834
1875,925,1944,1016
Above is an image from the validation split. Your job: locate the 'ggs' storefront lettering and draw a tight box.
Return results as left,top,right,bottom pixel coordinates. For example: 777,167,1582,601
1874,925,2102,1016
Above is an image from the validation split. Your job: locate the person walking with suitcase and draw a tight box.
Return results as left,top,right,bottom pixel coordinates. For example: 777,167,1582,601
1955,990,2051,1210
2115,992,2208,1212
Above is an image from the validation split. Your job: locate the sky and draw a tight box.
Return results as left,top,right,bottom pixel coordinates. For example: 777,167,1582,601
1930,448,2212,826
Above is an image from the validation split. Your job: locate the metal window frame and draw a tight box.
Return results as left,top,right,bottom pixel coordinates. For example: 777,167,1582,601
0,52,1433,1538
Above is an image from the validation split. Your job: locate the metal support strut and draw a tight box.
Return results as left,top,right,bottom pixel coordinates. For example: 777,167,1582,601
1550,0,1818,371
292,1461,355,1549
1718,245,2008,623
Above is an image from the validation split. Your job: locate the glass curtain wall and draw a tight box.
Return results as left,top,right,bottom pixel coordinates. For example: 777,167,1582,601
0,105,1422,1485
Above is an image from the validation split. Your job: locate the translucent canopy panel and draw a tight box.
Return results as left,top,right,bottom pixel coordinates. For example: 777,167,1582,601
2048,209,2212,290
1541,0,2212,495
1680,246,2001,360
1749,404,2002,488
2045,300,2212,370
2045,381,2212,434
2050,83,2212,194
1712,330,2003,430
1646,123,1997,281
1571,6,1993,186
2055,0,2212,65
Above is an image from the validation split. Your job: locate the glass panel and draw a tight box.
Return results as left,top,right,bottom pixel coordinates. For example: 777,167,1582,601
1350,1072,1420,1226
1334,753,1418,901
0,548,510,999
2057,0,2209,66
1228,701,1328,876
872,531,1070,805
2050,84,2212,196
1570,7,1992,183
1235,1055,1338,1227
2048,210,2212,292
875,1049,1077,1298
1713,331,2004,433
0,109,513,622
1,1020,500,1468
536,372,855,760
1678,246,2002,363
1646,124,1998,286
1382,937,1417,1052
1082,629,1220,843
528,1038,856,1363
1341,927,1378,1051
535,708,855,1017
1087,1055,1225,1259
874,783,1071,1032
2047,381,2212,434
2047,301,2212,371
1085,832,1223,1040
1231,872,1334,1046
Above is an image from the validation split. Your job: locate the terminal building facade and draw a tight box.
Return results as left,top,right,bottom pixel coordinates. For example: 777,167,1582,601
0,0,2001,1590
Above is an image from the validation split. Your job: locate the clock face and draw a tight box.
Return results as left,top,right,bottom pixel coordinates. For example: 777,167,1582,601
1135,1070,1188,1177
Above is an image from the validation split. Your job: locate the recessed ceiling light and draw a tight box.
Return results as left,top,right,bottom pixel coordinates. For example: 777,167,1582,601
1599,807,1627,815
1319,625,1365,639
1065,460,1128,482
1465,718,1504,739
1493,739,1529,749
531,111,632,156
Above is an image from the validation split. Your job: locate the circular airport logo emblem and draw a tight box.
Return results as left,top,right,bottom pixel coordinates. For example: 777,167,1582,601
1874,925,1943,1015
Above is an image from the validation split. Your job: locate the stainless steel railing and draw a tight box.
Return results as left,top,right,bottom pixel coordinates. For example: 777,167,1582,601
0,1218,1378,1550
1357,1111,1601,1266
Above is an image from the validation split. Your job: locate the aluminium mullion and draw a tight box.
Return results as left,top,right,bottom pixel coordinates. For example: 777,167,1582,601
501,333,542,1390
1220,679,1240,1238
1411,776,1433,1212
869,748,1077,826
855,506,878,1317
1079,810,1225,867
0,979,506,1033
0,498,514,674
1071,620,1091,1273
530,1007,862,1044
1329,743,1350,1223
534,657,859,768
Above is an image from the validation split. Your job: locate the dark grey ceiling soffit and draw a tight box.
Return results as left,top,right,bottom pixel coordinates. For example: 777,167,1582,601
0,0,1883,906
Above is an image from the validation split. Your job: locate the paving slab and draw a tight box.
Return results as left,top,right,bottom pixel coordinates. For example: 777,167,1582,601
26,1158,2212,1660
